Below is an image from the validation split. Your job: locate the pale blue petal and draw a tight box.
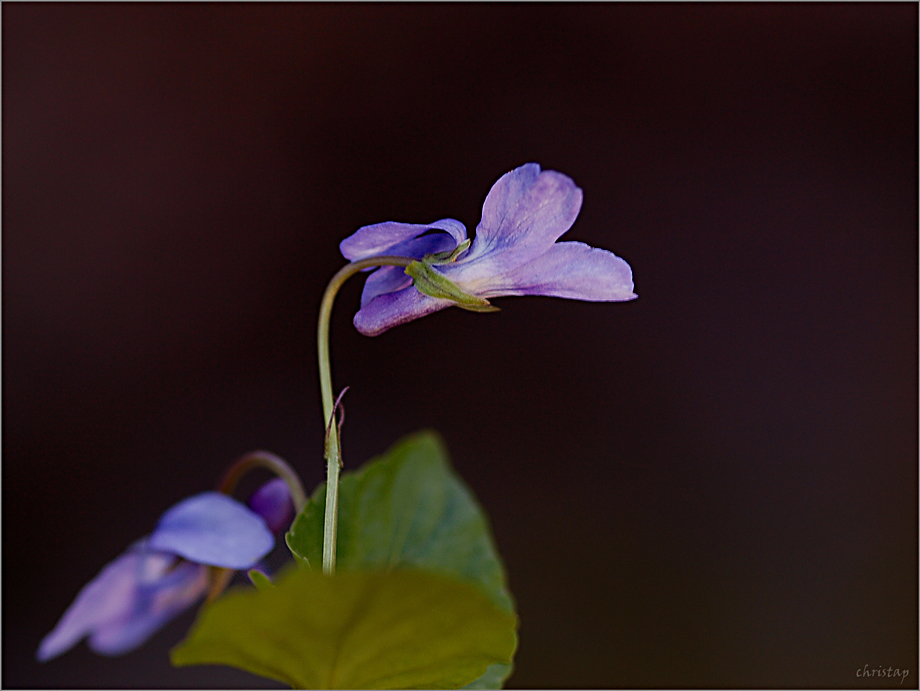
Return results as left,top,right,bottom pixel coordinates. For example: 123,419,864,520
456,164,583,285
36,540,207,661
353,286,454,337
149,492,274,569
36,542,157,661
476,241,637,301
88,560,207,656
340,219,466,261
247,478,295,534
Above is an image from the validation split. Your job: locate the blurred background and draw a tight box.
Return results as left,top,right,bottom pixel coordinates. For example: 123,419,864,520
3,4,917,688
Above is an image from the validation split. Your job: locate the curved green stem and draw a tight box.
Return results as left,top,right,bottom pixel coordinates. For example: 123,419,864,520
317,256,413,575
217,450,308,513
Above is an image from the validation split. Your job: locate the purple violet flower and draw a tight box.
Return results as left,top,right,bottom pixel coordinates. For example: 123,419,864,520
37,481,292,662
340,163,636,336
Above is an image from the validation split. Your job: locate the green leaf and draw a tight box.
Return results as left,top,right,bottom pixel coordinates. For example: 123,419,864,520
287,431,514,615
286,431,516,688
171,568,517,690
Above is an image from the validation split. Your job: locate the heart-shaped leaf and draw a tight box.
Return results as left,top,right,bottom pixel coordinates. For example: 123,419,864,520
286,431,514,615
171,568,517,690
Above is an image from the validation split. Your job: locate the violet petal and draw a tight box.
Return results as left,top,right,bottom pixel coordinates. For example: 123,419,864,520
36,540,207,661
457,164,583,284
381,228,463,260
360,265,414,307
36,542,157,661
478,241,637,301
88,560,207,656
353,286,454,337
148,492,274,569
340,219,466,261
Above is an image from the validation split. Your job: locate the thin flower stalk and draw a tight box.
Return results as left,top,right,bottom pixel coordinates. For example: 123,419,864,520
316,256,413,574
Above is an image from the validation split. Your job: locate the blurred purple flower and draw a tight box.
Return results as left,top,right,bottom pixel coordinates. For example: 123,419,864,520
37,481,292,661
245,477,295,534
341,163,636,336
36,540,208,661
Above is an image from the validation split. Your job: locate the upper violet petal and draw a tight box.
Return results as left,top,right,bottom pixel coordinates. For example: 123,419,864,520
457,164,583,286
247,478,295,534
148,492,274,570
341,222,432,261
383,232,459,262
477,241,637,301
427,218,468,247
478,163,542,238
87,560,207,656
353,286,454,337
340,219,466,261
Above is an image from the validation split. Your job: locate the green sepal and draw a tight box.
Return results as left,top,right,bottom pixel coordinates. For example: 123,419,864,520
405,260,499,313
455,301,502,314
324,425,341,468
426,238,472,264
171,568,518,690
324,389,347,469
247,570,274,591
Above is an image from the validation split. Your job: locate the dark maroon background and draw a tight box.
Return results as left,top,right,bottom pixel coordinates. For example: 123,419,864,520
4,4,917,688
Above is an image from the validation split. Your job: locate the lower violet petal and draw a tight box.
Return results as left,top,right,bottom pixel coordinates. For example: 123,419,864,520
481,241,637,301
36,540,207,661
360,265,414,307
353,286,454,337
36,547,149,661
87,561,208,656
